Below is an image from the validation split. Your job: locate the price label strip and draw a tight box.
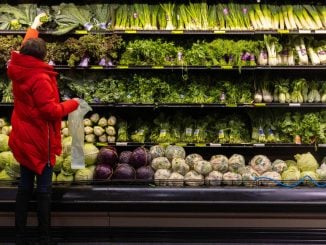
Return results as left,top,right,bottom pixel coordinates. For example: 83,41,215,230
90,66,103,69
75,30,88,34
125,30,137,34
171,30,183,34
277,30,289,34
117,65,129,69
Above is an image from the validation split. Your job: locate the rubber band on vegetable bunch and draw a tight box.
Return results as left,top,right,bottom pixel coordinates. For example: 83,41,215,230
254,176,326,188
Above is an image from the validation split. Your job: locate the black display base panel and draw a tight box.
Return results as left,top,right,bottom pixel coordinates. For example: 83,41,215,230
1,227,326,244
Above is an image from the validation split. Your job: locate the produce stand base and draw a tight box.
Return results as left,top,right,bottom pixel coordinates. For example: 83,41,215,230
1,227,326,244
1,186,326,243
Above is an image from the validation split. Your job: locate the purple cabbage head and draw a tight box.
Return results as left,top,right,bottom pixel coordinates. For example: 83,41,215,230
136,165,154,180
119,151,133,164
129,147,152,169
112,163,136,180
97,146,118,168
94,164,113,180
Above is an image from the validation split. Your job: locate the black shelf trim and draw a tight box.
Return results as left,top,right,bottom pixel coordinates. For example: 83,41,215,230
2,103,326,108
98,142,320,148
51,65,326,71
2,29,326,35
88,103,326,108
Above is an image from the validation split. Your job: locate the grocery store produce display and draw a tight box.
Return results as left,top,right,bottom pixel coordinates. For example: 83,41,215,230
0,0,325,188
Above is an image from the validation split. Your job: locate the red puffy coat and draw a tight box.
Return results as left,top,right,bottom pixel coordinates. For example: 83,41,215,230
7,29,79,175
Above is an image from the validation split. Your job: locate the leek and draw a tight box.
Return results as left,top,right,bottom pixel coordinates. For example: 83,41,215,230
178,4,189,30
270,5,280,29
150,5,160,30
248,8,259,30
134,4,152,30
304,5,323,30
185,2,201,30
285,5,297,30
301,6,318,29
253,4,267,29
160,3,175,30
216,4,226,30
241,5,252,30
317,6,326,28
261,4,272,29
200,1,209,30
207,5,217,30
294,5,311,30
279,10,285,30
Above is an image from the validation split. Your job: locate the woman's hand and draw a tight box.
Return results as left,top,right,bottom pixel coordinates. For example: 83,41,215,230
31,13,47,29
72,98,80,104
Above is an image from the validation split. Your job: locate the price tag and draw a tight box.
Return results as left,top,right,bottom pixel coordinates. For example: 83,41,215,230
210,143,222,147
214,30,226,34
255,103,266,107
97,142,108,147
117,65,129,69
253,143,265,147
125,30,137,34
221,65,233,69
75,30,88,34
226,104,237,107
299,30,311,34
116,142,128,146
171,30,183,34
152,66,164,69
318,144,326,148
195,143,206,147
289,103,301,107
90,66,103,69
176,143,187,147
315,30,326,34
277,30,289,34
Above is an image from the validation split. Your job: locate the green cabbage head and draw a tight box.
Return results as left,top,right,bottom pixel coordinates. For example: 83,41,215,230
57,172,74,182
54,154,64,173
281,166,300,181
0,151,15,170
84,143,99,166
295,152,318,172
75,168,94,181
0,169,14,180
0,134,9,152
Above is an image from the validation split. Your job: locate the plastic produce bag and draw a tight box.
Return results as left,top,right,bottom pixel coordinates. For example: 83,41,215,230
68,99,92,169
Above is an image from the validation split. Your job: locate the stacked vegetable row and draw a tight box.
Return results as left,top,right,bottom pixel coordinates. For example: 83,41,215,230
53,144,326,187
0,109,325,147
1,126,326,186
2,75,326,105
58,74,326,105
149,145,324,187
1,3,326,33
116,111,326,145
0,34,325,68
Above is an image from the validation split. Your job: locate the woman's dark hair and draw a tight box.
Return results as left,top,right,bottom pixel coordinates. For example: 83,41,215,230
20,38,47,60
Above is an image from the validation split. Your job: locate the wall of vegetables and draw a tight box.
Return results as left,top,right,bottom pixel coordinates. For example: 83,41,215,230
0,1,326,187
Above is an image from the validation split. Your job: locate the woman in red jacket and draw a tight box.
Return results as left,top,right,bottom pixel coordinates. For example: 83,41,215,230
7,14,79,245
